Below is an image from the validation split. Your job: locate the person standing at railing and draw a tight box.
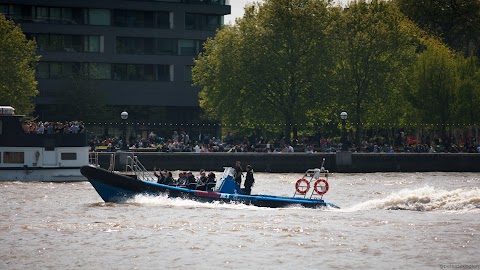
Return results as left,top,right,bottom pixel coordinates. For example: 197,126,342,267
234,161,243,187
244,165,255,195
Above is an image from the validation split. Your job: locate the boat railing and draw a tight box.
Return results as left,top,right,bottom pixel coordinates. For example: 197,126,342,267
108,153,116,172
125,155,156,182
89,152,99,167
294,158,329,199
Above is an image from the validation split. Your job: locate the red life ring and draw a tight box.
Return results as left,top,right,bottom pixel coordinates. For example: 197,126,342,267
313,179,329,195
295,178,310,194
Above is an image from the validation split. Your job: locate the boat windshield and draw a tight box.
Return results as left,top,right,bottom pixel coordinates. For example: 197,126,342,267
221,167,235,178
214,167,235,191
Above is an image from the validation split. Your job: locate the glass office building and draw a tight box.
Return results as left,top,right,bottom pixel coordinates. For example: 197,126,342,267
0,0,230,122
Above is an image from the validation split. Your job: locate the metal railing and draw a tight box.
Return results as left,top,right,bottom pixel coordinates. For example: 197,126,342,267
125,155,156,182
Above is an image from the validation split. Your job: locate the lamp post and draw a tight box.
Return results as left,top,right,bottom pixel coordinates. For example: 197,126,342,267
340,111,348,151
121,110,128,150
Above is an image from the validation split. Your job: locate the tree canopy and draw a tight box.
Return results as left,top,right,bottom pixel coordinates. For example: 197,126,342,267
193,0,480,143
334,0,418,144
408,37,458,126
194,0,339,141
0,15,39,115
395,0,480,57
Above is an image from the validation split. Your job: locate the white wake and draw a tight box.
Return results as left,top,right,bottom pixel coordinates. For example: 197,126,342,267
348,186,480,212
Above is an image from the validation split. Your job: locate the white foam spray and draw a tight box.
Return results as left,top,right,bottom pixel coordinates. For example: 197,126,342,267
348,186,480,212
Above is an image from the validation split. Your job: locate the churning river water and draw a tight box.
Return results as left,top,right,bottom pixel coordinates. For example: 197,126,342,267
1,172,479,270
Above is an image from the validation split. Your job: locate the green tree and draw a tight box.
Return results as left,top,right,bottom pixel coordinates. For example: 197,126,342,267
454,55,480,125
395,0,480,57
408,37,458,129
193,0,338,141
334,0,418,144
0,15,40,115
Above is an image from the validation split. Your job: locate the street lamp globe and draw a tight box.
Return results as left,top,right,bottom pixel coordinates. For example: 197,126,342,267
121,110,128,120
340,111,348,120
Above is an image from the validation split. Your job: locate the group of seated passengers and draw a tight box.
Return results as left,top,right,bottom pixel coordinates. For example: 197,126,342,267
153,168,216,191
22,120,84,134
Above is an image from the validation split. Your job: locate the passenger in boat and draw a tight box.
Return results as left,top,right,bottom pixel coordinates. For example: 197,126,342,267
244,165,255,195
234,161,243,187
198,169,207,185
196,169,208,190
153,167,166,184
164,171,175,186
186,171,197,189
206,172,216,191
177,171,187,186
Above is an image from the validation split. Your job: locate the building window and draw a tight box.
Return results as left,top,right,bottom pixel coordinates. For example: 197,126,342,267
0,5,9,15
61,62,76,78
38,62,174,81
87,9,110,25
183,0,227,4
178,39,198,56
35,34,49,51
156,39,175,55
35,6,49,21
49,62,63,79
88,63,111,79
50,34,65,51
61,153,77,160
49,7,61,22
113,64,155,81
29,34,102,53
65,35,83,52
3,152,24,164
156,11,171,29
113,10,170,28
84,35,101,52
116,37,204,56
116,37,156,55
37,62,49,79
157,65,172,81
184,65,194,82
185,13,222,31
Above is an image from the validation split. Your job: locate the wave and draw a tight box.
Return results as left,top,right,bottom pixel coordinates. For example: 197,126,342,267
126,194,266,210
348,186,480,212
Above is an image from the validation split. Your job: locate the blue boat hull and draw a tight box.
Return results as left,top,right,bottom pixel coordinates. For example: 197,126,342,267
80,165,339,209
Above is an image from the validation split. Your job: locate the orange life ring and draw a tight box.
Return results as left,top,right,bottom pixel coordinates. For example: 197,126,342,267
313,179,329,195
295,178,310,194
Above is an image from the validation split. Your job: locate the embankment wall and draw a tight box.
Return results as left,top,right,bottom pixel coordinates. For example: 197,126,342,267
95,152,480,173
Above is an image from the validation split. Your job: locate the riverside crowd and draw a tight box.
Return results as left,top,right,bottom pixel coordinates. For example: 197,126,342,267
89,130,480,153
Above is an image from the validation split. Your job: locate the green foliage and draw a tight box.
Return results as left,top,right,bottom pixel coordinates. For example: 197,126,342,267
194,0,337,140
395,0,480,57
0,15,40,115
454,56,480,125
333,0,418,143
407,36,480,133
408,37,458,126
194,0,480,142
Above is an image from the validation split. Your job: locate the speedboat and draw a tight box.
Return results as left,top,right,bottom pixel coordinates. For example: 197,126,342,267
81,155,339,209
0,106,90,181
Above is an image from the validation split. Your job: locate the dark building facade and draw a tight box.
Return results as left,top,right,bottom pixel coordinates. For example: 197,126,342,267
0,0,230,122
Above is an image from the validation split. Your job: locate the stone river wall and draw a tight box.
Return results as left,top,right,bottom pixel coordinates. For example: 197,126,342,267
95,152,480,173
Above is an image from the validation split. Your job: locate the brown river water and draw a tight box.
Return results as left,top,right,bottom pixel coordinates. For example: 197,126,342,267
1,172,479,269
